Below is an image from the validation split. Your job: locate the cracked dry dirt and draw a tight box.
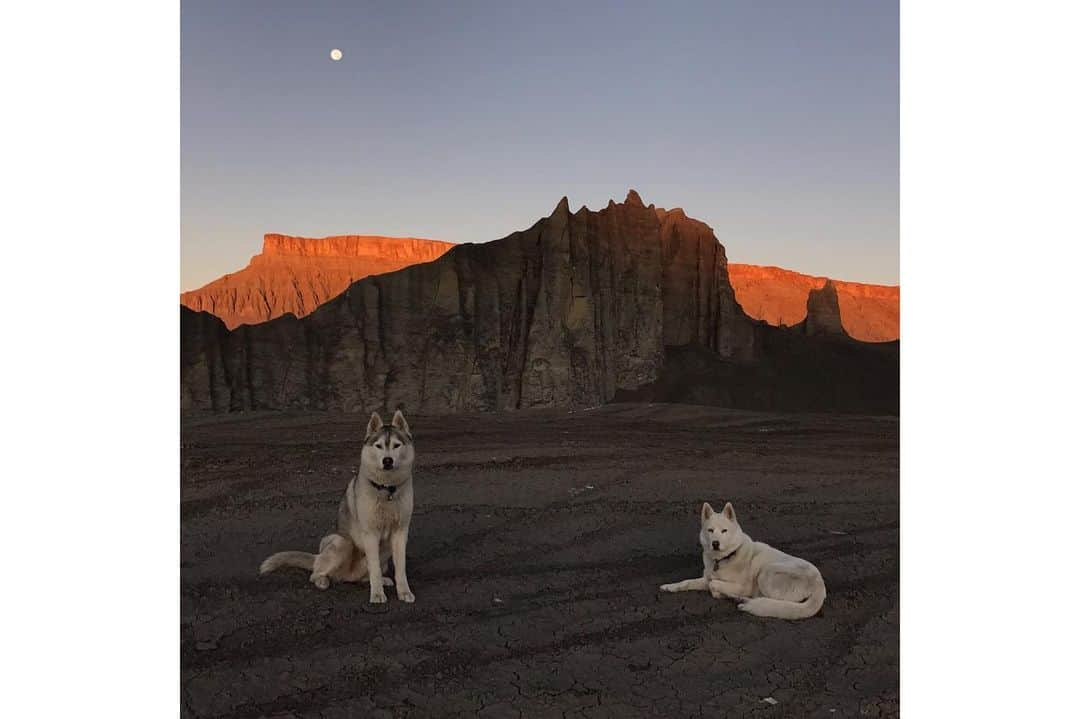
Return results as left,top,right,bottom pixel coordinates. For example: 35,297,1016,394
182,404,898,718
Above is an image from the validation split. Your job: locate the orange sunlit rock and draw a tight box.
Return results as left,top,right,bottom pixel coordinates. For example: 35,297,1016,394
727,264,899,342
180,235,455,329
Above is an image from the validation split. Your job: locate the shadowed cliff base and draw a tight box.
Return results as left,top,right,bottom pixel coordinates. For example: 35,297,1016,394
615,339,899,416
181,192,898,415
618,282,898,415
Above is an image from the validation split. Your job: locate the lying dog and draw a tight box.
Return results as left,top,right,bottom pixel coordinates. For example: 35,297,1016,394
660,501,826,619
259,410,417,604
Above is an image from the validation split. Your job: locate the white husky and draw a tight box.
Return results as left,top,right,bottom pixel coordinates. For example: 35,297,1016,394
660,501,826,620
259,410,417,604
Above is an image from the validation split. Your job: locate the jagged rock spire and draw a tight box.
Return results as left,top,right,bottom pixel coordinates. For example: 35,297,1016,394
803,280,848,337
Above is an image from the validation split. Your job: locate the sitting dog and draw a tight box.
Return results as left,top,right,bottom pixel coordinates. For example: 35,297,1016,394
660,501,826,619
259,410,417,604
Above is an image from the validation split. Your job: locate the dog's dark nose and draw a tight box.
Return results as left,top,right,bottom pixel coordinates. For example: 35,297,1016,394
382,457,394,469
712,541,720,550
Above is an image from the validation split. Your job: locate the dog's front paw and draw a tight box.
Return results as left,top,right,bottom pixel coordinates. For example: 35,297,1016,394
659,583,677,592
397,588,416,603
369,588,388,604
311,575,330,590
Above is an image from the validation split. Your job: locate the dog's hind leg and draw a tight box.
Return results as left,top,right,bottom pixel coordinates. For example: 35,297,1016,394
310,533,353,590
755,563,814,602
338,545,393,586
737,563,826,619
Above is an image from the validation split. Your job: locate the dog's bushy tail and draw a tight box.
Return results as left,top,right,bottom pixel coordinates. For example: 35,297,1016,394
259,551,316,575
738,580,826,620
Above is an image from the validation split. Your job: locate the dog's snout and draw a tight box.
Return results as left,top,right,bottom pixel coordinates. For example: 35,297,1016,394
382,457,394,469
712,541,720,550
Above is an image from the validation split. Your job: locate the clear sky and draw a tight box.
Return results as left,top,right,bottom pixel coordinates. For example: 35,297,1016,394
182,0,898,291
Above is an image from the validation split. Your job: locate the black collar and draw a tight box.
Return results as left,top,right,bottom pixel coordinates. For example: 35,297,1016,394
369,479,401,499
711,543,742,571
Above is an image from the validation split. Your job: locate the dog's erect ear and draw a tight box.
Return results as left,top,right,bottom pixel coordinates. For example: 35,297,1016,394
391,409,410,437
701,502,714,522
722,502,736,522
366,412,384,438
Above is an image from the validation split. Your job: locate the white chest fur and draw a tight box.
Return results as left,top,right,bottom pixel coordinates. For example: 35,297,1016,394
370,495,405,536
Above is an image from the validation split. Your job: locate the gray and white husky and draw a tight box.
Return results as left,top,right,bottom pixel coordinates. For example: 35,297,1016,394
660,502,826,620
260,410,417,604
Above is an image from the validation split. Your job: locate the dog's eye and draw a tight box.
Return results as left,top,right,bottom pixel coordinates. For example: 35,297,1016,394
721,529,728,534
375,444,383,449
392,443,401,449
707,529,714,533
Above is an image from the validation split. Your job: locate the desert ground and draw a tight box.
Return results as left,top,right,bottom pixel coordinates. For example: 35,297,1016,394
182,404,898,718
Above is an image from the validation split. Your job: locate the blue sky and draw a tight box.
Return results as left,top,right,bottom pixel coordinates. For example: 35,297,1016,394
182,0,897,290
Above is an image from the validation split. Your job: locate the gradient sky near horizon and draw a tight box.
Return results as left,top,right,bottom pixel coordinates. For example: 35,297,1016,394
182,0,897,291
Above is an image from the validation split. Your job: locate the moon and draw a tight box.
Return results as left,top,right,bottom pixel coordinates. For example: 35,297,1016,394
330,48,343,62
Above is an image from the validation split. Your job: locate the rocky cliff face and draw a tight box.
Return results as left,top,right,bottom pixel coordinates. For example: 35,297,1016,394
727,264,899,342
181,192,898,414
183,232,898,341
180,192,763,412
180,235,454,329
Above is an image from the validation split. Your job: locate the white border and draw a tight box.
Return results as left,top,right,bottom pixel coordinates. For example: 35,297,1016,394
1,1,179,716
903,1,1079,715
